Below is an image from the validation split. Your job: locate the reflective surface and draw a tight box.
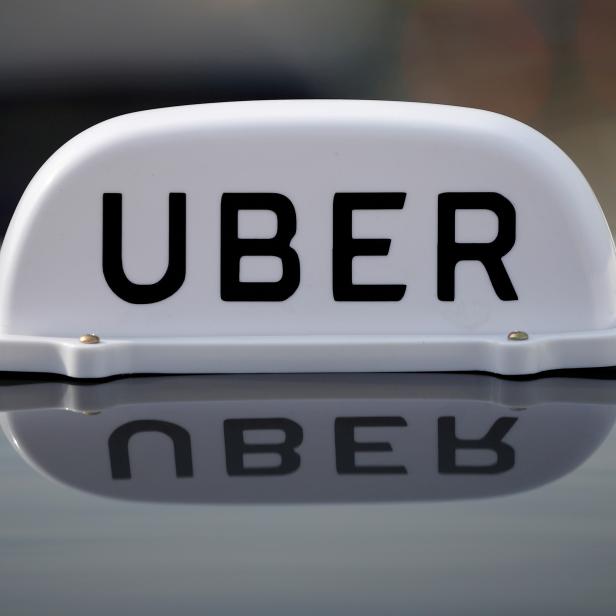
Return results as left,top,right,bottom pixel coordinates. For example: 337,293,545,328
1,372,616,614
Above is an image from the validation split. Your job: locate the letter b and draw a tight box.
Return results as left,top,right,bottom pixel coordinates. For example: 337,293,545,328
221,193,300,301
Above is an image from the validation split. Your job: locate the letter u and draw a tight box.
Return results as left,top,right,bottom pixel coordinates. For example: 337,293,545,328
108,419,194,479
102,192,186,303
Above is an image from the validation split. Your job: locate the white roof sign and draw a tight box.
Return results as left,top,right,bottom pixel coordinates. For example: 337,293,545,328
0,100,614,377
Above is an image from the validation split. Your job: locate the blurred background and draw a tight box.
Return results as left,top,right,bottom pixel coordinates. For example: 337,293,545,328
1,0,615,235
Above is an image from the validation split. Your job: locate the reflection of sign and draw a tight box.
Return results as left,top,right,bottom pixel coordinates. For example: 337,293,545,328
0,101,615,376
108,415,518,479
2,374,614,503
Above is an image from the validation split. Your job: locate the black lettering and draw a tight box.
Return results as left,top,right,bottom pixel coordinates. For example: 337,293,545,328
103,192,186,303
224,418,303,475
108,419,193,480
437,192,517,301
438,416,517,474
220,193,300,301
333,193,406,301
335,416,407,474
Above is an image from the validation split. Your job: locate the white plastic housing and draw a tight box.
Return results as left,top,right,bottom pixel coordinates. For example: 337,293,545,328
0,100,614,377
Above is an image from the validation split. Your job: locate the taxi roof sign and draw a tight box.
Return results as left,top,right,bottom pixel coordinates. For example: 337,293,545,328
0,100,614,377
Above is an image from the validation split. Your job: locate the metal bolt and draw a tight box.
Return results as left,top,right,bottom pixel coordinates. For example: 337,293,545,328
66,408,101,415
507,330,529,341
79,333,100,344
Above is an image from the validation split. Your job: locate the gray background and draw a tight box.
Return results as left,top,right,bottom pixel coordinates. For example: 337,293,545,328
1,0,615,233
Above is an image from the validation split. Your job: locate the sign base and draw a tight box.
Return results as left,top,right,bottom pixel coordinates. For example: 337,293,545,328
0,332,614,378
